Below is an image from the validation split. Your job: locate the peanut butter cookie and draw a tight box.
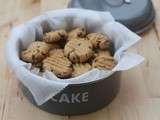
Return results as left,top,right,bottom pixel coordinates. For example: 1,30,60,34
72,63,92,77
43,52,73,78
68,27,86,40
92,51,115,70
49,49,64,57
64,38,93,63
21,41,49,63
43,29,67,43
87,33,111,50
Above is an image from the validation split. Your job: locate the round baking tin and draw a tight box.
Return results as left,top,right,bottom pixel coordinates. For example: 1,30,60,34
68,0,155,34
21,72,121,115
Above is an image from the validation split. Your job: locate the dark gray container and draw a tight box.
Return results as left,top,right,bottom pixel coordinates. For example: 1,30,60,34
68,0,155,34
21,72,121,115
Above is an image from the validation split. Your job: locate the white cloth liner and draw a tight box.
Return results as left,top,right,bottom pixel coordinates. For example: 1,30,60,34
6,9,144,105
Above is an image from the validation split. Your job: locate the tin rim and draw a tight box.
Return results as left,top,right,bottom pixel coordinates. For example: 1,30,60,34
135,8,155,34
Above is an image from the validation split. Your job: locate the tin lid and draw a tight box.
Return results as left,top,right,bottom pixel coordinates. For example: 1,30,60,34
68,0,155,34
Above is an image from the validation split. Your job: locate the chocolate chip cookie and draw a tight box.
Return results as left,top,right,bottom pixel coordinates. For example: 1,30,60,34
43,29,67,43
68,27,86,41
87,33,111,50
64,38,93,63
72,63,92,77
21,41,49,63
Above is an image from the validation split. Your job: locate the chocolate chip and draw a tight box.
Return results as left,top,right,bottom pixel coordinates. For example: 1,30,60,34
89,46,92,49
37,49,40,52
78,43,81,46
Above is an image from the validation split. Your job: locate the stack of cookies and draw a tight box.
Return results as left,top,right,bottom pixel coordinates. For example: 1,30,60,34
21,27,116,79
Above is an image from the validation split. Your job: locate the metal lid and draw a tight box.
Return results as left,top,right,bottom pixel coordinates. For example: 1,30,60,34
68,0,155,34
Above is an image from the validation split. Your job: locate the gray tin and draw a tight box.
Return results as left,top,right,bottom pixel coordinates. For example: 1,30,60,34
68,0,155,34
21,72,121,115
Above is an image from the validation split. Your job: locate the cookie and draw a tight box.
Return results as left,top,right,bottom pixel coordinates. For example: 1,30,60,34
49,49,64,57
68,27,86,40
72,63,92,77
43,52,73,78
87,33,111,50
92,51,115,70
43,29,67,43
21,41,49,63
64,38,93,63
